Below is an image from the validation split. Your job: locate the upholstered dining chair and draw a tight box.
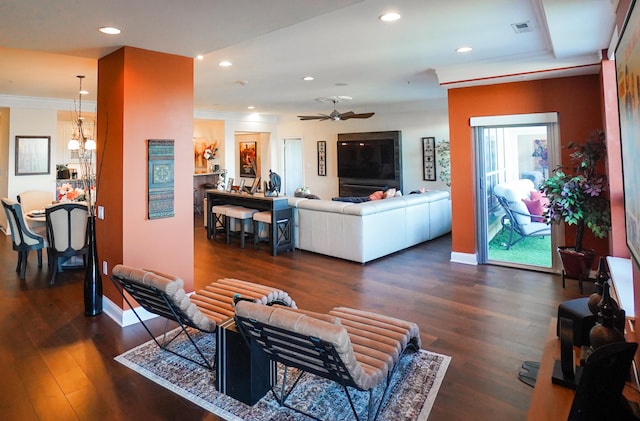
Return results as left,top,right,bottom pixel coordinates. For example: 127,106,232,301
17,190,53,230
2,198,47,280
45,202,89,285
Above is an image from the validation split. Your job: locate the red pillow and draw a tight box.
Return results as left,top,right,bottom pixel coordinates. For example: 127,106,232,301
522,198,545,222
529,190,549,207
368,191,384,201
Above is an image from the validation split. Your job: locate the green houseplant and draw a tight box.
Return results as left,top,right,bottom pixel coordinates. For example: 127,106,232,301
540,130,611,280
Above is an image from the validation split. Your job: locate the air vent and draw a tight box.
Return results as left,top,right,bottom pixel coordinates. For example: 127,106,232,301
511,21,533,34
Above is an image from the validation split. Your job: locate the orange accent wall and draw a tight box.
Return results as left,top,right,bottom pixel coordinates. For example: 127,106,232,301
448,74,610,260
97,46,194,309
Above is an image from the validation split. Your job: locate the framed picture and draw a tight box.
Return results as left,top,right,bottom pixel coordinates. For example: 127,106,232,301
317,140,326,176
147,139,175,220
226,177,234,192
15,136,51,175
239,141,257,177
616,0,640,265
250,176,261,195
422,137,436,181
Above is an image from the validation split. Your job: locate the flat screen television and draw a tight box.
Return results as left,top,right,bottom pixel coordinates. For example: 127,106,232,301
337,138,397,180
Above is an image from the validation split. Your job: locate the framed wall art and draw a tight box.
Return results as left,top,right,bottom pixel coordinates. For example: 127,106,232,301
422,137,436,181
147,139,175,220
15,135,51,176
239,141,257,177
317,140,326,176
616,0,640,265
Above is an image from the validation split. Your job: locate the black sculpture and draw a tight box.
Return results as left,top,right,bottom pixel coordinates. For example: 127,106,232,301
265,170,281,197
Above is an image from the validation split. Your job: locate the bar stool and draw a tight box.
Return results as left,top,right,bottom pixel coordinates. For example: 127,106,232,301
253,210,272,249
225,206,258,248
210,204,236,240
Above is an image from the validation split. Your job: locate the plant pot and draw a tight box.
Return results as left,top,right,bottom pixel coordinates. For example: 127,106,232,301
557,246,596,280
57,169,70,179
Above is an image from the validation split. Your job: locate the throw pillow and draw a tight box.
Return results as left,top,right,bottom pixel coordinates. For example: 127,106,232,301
368,190,384,201
529,190,549,207
332,196,370,203
522,198,545,222
383,188,396,199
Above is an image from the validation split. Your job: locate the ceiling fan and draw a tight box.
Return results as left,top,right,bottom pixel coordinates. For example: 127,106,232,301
298,96,375,121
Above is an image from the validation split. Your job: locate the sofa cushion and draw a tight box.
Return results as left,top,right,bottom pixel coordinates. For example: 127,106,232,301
511,200,532,225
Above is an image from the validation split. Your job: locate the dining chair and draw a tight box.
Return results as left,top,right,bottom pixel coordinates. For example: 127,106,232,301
1,198,47,280
45,202,89,285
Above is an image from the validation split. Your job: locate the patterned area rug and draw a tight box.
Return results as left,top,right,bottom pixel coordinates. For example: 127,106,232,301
115,329,450,421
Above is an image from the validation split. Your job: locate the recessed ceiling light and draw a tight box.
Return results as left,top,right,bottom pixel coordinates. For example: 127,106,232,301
456,46,473,53
196,55,204,60
98,26,121,35
247,106,255,110
219,60,232,67
379,12,401,22
303,76,315,81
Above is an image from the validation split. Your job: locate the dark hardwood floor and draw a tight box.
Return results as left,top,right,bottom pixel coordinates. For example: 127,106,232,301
0,216,586,420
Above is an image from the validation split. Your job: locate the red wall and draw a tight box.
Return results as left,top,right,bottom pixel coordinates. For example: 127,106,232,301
97,47,194,308
448,74,610,261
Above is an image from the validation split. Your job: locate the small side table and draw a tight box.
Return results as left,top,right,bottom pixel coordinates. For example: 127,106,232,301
216,318,276,405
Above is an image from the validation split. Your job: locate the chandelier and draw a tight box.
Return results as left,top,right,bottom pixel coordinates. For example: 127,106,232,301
67,75,96,215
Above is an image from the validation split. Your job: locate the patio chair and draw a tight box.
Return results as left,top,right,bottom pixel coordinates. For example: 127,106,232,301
235,301,421,421
2,198,47,280
493,179,551,250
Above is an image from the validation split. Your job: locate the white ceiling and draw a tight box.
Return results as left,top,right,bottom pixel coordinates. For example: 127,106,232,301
0,0,619,116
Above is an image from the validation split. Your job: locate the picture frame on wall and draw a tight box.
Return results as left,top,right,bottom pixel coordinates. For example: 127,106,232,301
317,140,326,176
15,135,51,176
239,141,257,177
616,0,640,265
422,137,436,181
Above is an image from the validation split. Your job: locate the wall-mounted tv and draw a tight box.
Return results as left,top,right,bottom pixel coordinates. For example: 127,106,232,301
337,131,401,181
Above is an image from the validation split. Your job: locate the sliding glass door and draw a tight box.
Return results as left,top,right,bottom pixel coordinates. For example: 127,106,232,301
473,114,561,272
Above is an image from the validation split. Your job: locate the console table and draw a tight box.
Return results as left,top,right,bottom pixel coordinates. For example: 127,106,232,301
205,190,294,256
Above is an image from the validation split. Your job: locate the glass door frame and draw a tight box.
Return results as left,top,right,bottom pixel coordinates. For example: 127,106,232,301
471,113,563,273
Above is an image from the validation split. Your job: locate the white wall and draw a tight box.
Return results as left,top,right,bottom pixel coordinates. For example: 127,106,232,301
276,99,450,200
8,108,58,201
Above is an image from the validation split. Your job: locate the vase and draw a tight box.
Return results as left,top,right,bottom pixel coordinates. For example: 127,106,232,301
589,281,624,350
208,160,215,173
84,214,103,316
588,257,610,314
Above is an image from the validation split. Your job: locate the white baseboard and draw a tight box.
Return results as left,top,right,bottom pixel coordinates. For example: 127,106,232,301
450,251,478,265
103,296,158,327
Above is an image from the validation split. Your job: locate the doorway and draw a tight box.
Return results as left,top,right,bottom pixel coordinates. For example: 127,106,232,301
283,138,303,196
472,113,561,272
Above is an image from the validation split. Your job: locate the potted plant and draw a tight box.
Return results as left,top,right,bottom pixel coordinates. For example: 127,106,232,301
56,163,70,180
540,129,611,281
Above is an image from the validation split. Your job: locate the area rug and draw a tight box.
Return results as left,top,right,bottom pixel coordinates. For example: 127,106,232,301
115,329,451,420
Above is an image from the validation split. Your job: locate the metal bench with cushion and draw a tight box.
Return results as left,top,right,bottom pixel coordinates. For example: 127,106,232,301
234,300,421,421
111,264,296,370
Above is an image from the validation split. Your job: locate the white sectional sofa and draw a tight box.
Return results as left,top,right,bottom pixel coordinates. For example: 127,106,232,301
287,191,452,263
